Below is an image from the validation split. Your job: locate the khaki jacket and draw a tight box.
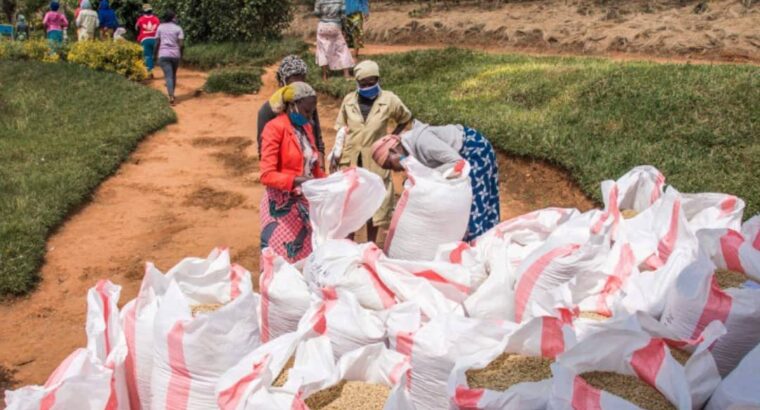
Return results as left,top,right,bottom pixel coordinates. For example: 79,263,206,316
335,90,412,226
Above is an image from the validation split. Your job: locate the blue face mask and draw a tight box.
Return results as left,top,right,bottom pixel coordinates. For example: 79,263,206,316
289,112,310,127
358,84,381,100
288,112,309,127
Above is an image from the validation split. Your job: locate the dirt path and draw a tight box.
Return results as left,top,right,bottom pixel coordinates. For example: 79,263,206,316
0,44,593,390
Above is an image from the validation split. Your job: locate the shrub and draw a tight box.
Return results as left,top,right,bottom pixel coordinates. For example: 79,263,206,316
204,66,263,95
0,39,65,62
183,38,309,70
152,0,291,42
67,40,147,80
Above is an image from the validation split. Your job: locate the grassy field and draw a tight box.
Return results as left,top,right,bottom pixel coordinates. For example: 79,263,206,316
0,61,176,296
184,38,308,94
310,49,760,216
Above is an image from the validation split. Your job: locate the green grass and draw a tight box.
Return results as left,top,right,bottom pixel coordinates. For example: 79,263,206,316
204,66,264,95
0,61,176,296
309,49,760,216
183,37,309,95
184,38,309,71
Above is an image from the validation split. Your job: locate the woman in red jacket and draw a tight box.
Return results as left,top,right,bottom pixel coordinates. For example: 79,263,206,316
259,82,326,263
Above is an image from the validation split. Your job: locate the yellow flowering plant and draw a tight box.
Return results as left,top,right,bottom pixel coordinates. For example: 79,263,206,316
68,41,148,81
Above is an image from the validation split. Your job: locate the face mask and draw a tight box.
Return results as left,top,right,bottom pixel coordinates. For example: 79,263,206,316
289,112,309,127
357,84,381,100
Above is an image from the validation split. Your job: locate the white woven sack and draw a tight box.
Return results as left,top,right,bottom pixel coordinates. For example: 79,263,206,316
385,157,472,261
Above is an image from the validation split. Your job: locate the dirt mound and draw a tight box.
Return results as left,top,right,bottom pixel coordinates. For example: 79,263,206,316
184,186,246,210
289,0,760,62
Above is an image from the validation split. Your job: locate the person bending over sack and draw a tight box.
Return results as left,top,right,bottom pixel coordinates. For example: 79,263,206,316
371,121,501,241
260,82,326,263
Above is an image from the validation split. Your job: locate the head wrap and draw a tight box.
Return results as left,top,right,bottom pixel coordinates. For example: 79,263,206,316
81,0,91,9
142,3,152,12
371,135,401,168
269,81,316,114
354,60,380,81
50,2,60,11
276,55,309,86
17,14,26,22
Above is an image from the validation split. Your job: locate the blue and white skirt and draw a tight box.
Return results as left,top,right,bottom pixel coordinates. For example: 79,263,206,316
460,127,501,242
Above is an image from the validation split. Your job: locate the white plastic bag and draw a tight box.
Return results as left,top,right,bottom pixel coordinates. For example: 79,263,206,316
5,280,126,410
297,288,386,361
122,248,249,409
660,251,760,376
681,192,744,232
513,212,611,322
303,240,395,311
302,167,386,248
386,157,473,261
4,349,113,410
447,314,575,410
706,342,760,410
260,248,311,343
548,328,694,409
150,276,260,410
604,165,666,213
388,310,511,410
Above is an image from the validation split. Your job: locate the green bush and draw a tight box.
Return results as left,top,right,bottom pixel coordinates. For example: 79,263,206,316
152,0,291,42
204,66,263,95
183,38,308,70
67,40,147,80
0,39,65,62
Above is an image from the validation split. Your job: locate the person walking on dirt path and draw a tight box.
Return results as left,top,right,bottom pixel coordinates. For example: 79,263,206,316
314,0,354,81
343,0,368,59
136,4,159,78
42,2,68,46
257,55,326,168
371,121,501,241
333,60,412,244
75,0,99,41
260,82,326,263
97,0,118,40
154,10,184,105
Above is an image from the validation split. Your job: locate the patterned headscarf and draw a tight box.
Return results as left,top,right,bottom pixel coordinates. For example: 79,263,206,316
276,55,309,87
371,134,401,168
269,81,316,114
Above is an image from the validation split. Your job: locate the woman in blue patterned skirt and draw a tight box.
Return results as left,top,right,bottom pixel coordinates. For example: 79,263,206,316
370,121,501,242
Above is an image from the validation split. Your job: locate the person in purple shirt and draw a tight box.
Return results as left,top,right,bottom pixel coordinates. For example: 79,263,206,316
153,10,184,105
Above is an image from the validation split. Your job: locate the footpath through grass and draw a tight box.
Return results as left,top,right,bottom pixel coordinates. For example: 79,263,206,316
184,38,309,95
0,61,176,296
310,49,760,216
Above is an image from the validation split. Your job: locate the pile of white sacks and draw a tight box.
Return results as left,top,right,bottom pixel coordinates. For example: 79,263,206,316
6,161,760,410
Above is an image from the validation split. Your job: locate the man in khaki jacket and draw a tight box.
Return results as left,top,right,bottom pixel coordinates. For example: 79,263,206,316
334,60,412,243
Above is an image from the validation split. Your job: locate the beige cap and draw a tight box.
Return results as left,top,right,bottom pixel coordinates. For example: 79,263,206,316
354,60,380,81
142,3,152,12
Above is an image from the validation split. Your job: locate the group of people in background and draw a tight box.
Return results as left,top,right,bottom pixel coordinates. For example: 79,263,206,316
258,55,501,263
37,0,119,45
313,0,368,81
34,1,184,104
